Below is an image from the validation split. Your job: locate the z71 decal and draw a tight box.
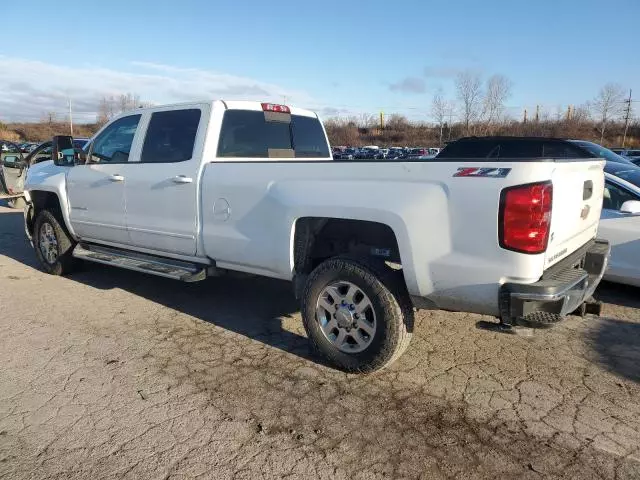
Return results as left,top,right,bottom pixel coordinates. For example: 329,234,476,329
453,167,512,178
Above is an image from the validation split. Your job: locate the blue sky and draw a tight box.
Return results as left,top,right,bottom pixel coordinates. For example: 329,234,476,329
1,0,639,122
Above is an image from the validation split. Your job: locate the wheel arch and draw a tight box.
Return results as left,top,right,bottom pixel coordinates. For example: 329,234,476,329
291,216,409,298
26,190,71,238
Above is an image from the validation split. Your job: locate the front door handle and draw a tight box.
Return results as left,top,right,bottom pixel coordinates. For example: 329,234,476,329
172,175,193,184
109,174,124,182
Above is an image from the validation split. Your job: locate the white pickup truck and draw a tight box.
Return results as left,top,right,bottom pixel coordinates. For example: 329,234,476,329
22,101,610,372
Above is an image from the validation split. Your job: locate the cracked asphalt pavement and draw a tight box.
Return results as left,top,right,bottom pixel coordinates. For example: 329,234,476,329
0,205,639,479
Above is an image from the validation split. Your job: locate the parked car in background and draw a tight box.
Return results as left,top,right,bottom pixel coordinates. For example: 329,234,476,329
0,140,65,208
355,147,380,159
407,148,430,159
387,148,405,160
73,138,90,150
611,148,640,161
599,161,640,287
569,140,637,166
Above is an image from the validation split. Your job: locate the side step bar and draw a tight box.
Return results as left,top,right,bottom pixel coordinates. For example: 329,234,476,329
73,243,207,282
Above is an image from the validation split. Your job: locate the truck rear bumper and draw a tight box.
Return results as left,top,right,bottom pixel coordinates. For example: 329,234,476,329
500,239,610,326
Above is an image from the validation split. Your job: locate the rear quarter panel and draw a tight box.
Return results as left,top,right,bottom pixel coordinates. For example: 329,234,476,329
200,160,571,316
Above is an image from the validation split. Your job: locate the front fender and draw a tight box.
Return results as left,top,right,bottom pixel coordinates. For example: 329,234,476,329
24,161,76,239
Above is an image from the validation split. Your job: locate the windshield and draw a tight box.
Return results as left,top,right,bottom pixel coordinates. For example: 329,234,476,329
571,140,635,165
605,162,640,188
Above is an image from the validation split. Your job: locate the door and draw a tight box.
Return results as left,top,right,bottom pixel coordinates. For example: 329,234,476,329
0,142,26,196
124,107,205,255
599,180,640,285
67,114,142,244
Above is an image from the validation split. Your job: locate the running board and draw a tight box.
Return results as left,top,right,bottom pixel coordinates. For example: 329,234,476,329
73,243,207,282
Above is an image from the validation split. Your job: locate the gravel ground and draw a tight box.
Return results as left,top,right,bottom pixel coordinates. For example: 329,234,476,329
0,204,639,479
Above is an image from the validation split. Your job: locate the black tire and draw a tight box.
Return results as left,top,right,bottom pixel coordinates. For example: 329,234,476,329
301,256,414,373
33,209,80,275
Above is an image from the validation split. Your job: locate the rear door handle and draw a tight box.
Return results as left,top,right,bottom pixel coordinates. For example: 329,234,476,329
109,174,124,182
172,175,193,184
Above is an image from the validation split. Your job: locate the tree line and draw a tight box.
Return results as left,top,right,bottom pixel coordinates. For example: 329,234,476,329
2,83,637,148
326,72,636,148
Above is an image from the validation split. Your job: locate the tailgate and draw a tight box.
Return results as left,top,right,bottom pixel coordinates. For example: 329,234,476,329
545,160,605,268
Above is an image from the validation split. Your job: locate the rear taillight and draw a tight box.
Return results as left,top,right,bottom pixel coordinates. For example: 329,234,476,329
499,181,553,254
261,103,290,113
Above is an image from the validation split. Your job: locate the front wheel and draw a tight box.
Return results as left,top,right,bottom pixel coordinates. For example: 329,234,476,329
301,257,413,373
33,209,80,275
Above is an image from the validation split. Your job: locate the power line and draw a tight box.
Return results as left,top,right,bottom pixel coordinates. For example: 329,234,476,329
622,89,633,148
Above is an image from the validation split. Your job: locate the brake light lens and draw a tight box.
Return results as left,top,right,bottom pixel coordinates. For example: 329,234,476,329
261,103,290,113
499,182,553,254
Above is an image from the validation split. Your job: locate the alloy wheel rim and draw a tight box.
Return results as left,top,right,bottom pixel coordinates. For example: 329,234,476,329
315,281,376,353
39,222,59,264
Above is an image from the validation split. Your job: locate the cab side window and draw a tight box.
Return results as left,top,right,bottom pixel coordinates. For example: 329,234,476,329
88,115,141,164
140,109,201,163
603,181,639,211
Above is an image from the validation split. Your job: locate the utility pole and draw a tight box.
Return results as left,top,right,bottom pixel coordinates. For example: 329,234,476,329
535,105,539,122
622,89,632,148
68,98,74,136
523,109,527,123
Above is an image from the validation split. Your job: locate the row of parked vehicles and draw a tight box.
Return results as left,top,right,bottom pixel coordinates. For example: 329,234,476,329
0,101,638,373
332,146,441,160
0,141,40,153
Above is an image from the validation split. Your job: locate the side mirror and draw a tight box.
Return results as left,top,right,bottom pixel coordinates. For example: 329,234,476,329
620,200,640,214
52,135,75,166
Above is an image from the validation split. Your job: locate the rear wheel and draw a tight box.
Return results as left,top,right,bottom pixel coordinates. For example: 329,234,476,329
33,209,80,275
301,256,413,373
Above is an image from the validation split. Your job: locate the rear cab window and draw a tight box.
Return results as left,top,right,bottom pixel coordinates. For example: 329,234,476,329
217,110,330,159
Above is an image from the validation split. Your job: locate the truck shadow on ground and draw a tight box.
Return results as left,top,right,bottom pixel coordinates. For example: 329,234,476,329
73,265,331,366
594,281,640,310
0,206,330,368
1,206,639,376
586,317,640,384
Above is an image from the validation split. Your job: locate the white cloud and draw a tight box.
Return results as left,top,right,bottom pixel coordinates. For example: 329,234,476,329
389,77,426,94
0,56,316,122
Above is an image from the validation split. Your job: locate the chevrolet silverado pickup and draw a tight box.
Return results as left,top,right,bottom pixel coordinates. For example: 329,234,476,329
21,101,610,372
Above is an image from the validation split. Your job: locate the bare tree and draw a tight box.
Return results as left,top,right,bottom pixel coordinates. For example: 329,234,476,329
431,89,449,147
455,71,483,134
482,75,512,126
592,83,625,143
118,93,142,113
43,112,57,125
386,114,410,130
358,113,377,129
570,103,591,123
97,96,114,125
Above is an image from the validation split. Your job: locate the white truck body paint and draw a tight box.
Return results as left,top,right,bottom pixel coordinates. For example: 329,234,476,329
24,100,606,318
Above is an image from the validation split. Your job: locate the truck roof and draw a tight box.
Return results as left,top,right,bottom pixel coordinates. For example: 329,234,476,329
125,100,319,119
